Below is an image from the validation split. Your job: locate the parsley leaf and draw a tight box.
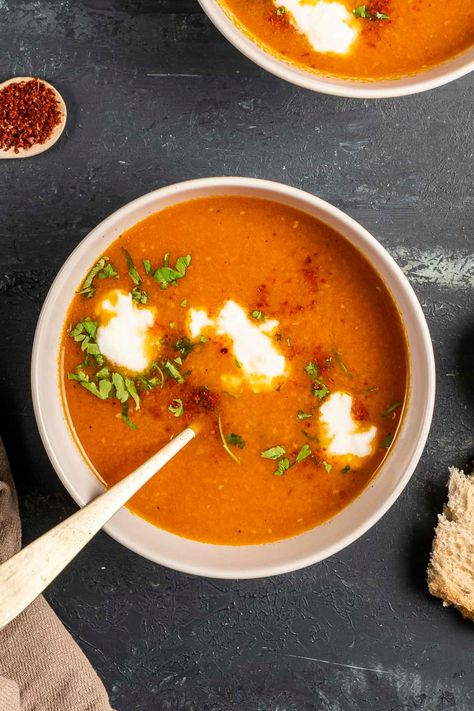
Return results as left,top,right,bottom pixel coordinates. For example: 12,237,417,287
341,464,351,474
274,458,290,476
168,398,184,417
296,443,311,463
382,400,402,417
143,259,152,276
226,433,245,449
382,433,393,448
304,360,329,401
175,337,194,359
121,401,137,429
131,286,148,304
153,254,192,289
353,5,390,20
78,257,110,298
163,359,184,384
323,461,332,473
250,310,265,320
97,263,118,280
261,445,286,460
334,351,352,378
123,249,141,286
297,410,313,421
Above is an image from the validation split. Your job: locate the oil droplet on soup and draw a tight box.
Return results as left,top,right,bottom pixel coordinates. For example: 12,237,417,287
61,197,408,545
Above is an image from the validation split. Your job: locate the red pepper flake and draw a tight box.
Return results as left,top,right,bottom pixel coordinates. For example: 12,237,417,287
0,78,62,153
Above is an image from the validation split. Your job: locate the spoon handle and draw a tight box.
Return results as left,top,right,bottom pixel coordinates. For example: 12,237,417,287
0,427,195,630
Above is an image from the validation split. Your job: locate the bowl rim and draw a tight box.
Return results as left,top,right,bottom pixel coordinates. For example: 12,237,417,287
197,0,474,98
31,177,436,578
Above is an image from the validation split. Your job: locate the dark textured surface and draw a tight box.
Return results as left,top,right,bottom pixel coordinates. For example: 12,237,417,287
1,1,474,709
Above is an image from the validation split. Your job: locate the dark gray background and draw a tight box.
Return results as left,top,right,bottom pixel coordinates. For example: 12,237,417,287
1,1,473,709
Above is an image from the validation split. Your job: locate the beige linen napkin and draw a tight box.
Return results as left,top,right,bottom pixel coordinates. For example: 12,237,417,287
0,440,114,711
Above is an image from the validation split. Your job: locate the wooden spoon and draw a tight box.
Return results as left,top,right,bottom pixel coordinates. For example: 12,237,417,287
0,427,195,630
0,76,67,159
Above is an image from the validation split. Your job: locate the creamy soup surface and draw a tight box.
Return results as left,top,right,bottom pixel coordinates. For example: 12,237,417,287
217,0,474,80
61,196,408,545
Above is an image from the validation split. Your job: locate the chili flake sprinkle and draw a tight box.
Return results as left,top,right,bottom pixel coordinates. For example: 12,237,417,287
0,78,63,154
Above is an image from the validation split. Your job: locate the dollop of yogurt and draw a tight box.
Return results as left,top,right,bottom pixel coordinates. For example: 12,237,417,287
96,290,155,372
277,0,357,55
319,391,377,458
188,300,286,391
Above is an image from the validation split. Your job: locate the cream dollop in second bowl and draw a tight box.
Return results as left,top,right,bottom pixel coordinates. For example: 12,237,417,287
198,0,474,98
31,177,435,578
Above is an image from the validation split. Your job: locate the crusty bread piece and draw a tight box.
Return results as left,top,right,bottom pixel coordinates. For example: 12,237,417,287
427,467,474,620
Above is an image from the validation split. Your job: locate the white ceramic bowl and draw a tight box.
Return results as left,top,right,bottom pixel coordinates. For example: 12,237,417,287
198,0,474,98
32,177,435,578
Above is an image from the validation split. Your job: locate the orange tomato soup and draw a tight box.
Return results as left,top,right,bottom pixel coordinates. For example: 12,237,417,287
218,0,474,80
61,197,408,545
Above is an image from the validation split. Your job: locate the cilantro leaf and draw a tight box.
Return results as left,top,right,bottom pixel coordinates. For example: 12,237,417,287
175,337,194,359
78,257,110,298
297,410,313,421
323,461,332,473
123,249,141,286
274,458,290,476
226,433,245,449
261,445,286,460
163,359,184,384
168,398,184,417
296,443,311,463
153,254,192,289
353,5,390,20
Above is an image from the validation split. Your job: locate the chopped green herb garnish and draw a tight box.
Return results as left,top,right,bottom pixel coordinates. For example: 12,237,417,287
297,410,313,421
261,445,286,460
274,458,290,476
69,319,103,364
123,249,141,286
163,359,184,384
174,356,182,365
341,464,351,474
296,443,311,463
150,361,165,388
301,429,318,442
382,400,402,417
323,461,332,473
334,351,352,378
235,359,242,369
138,374,159,391
168,398,184,417
353,5,390,20
153,254,192,289
174,337,194,359
226,432,245,449
98,263,118,280
121,401,137,429
275,5,286,15
143,259,152,276
180,299,187,308
200,336,207,344
169,321,176,329
218,415,240,464
313,384,329,400
304,361,319,380
251,310,265,320
382,434,393,448
304,360,329,401
78,257,112,298
131,286,148,304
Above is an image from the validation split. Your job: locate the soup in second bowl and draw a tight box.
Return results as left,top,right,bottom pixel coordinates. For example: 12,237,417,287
60,196,408,545
217,0,474,81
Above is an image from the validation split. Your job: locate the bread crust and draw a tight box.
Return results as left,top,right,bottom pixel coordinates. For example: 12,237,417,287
427,467,474,621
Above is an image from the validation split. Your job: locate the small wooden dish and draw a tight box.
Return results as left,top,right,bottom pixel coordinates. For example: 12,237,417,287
0,76,67,159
